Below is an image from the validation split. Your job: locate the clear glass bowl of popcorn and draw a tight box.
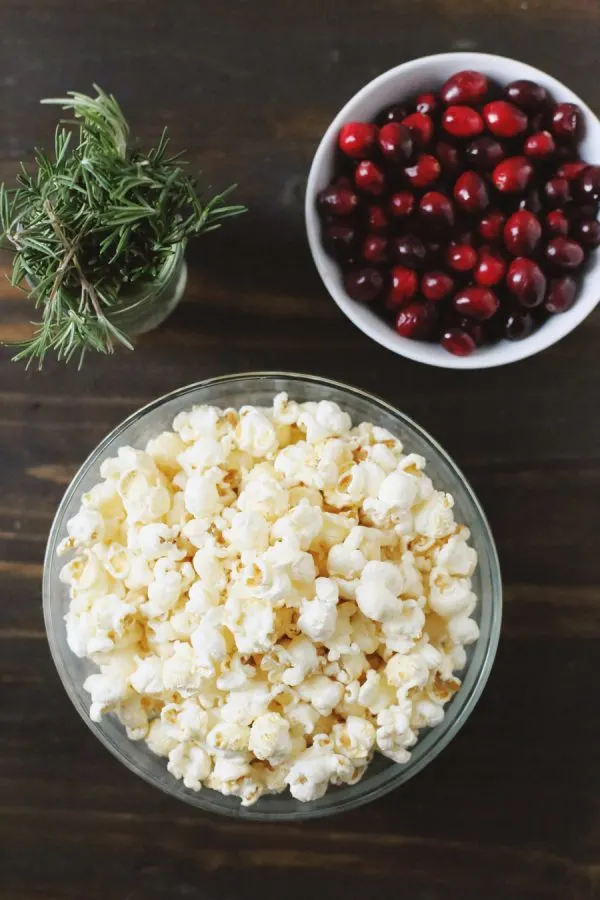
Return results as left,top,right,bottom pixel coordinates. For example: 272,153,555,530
43,372,502,820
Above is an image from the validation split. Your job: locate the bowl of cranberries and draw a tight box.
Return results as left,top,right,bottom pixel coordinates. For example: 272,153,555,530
306,52,600,367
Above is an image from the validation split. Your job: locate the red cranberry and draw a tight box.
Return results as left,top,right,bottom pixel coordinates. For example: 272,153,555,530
551,103,582,140
420,191,455,228
318,184,359,217
378,123,413,163
458,317,485,346
338,122,378,159
506,79,549,112
483,100,528,138
557,161,587,181
441,70,489,105
405,154,441,188
545,275,578,313
421,271,454,302
524,130,555,159
377,103,411,125
479,210,506,242
518,189,542,216
367,205,389,233
543,177,571,207
454,171,489,213
453,286,499,320
344,268,384,303
574,219,600,248
323,223,357,261
503,210,542,256
475,252,506,286
507,258,547,307
362,234,388,263
576,165,600,201
441,328,476,357
442,105,484,139
416,92,438,115
389,191,415,218
386,266,418,308
392,234,427,268
355,160,385,196
505,310,534,340
403,112,434,148
492,156,533,193
465,137,505,171
545,209,569,236
446,243,478,272
395,302,437,339
436,141,461,175
546,236,585,269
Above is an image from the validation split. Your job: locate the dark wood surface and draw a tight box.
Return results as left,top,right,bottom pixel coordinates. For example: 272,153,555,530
1,1,600,898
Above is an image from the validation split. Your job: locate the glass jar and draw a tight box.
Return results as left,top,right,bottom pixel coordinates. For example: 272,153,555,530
107,242,188,337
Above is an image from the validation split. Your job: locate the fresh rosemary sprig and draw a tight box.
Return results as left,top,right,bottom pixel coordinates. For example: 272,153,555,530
0,85,245,367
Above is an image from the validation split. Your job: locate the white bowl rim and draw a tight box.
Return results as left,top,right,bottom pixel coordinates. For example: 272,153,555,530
306,51,600,369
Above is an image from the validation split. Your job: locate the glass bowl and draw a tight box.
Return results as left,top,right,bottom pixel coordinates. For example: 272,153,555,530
44,372,502,820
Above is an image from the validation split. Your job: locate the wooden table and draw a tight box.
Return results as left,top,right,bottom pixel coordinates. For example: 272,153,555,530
1,1,600,898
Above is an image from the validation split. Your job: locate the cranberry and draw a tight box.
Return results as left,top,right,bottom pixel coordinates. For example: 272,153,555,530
546,236,585,269
403,112,434,148
454,171,489,213
453,286,499,320
518,189,542,216
389,191,415,218
367,205,389,233
504,210,542,256
492,156,533,193
318,184,359,217
483,100,528,138
506,79,549,112
442,105,484,139
441,328,476,356
479,210,506,242
338,122,378,159
475,252,506,286
543,177,571,207
551,103,582,140
574,219,600,248
323,223,357,261
386,266,418,308
545,209,569,236
405,154,441,188
377,103,411,125
416,92,438,115
362,234,388,263
395,301,437,339
344,268,383,303
465,137,505,171
436,141,461,175
392,234,427,268
576,165,600,201
557,161,587,181
421,271,454,302
506,258,547,307
419,191,455,228
441,70,489,105
524,130,556,159
355,160,385,196
446,243,478,272
378,122,413,163
458,317,485,346
545,275,578,313
505,309,534,340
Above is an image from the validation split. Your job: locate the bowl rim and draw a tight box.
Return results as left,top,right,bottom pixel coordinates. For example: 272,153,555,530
305,51,600,370
44,371,502,820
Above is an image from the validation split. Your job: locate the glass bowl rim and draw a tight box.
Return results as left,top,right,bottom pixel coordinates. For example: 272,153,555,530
43,371,502,820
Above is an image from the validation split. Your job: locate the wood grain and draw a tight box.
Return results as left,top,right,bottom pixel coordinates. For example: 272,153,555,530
1,1,600,899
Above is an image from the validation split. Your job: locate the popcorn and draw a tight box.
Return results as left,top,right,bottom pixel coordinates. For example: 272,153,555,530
61,393,479,807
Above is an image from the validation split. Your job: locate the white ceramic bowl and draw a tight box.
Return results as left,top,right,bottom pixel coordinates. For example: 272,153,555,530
306,52,600,369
